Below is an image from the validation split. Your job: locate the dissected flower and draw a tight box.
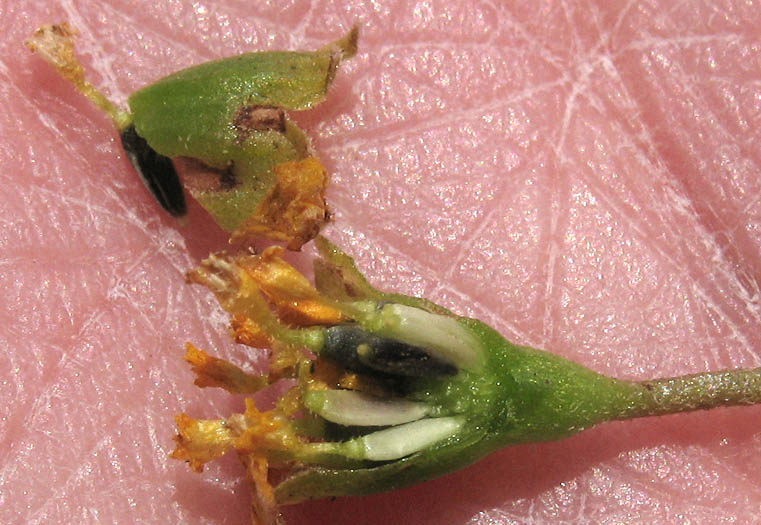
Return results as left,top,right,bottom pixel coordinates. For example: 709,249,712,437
27,24,358,248
30,19,761,525
174,238,761,524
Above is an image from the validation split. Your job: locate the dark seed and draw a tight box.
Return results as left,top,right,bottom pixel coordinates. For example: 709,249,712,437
120,124,187,217
323,326,458,379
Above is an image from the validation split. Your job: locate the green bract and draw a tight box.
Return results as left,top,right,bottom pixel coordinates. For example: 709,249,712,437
174,237,761,523
128,30,357,233
27,24,357,248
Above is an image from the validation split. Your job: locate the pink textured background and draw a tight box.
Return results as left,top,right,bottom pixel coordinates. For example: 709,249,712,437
3,0,761,523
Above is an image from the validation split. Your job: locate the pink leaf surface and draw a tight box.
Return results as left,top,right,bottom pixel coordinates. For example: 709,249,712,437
3,0,761,523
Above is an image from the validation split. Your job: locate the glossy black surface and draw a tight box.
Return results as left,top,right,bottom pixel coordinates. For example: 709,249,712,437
120,124,187,217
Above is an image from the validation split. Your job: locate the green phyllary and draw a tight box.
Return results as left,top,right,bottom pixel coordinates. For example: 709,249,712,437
174,237,761,523
27,23,357,249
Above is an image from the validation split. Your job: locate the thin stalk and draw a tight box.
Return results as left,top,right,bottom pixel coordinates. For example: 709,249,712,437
26,24,131,129
617,367,761,420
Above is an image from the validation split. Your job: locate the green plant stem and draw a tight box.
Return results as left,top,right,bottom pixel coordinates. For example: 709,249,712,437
618,367,761,420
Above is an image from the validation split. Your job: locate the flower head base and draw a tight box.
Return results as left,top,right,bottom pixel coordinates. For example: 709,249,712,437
174,238,652,523
174,238,502,521
174,238,761,524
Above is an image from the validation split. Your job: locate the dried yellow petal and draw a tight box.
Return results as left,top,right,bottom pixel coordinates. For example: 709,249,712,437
231,314,274,348
241,454,283,525
170,414,235,473
184,343,267,394
231,157,330,250
236,246,345,326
